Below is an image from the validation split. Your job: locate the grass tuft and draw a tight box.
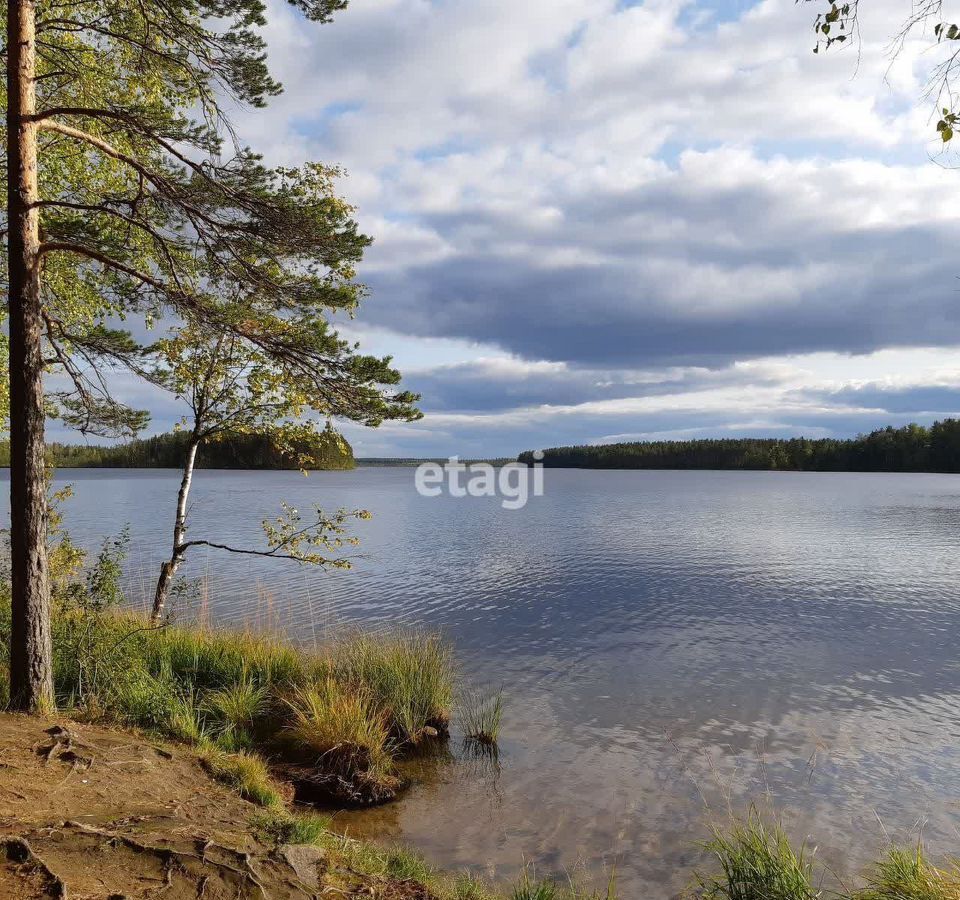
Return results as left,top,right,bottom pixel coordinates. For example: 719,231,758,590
857,845,960,900
695,813,819,900
511,868,559,900
383,846,435,882
165,690,207,744
251,808,331,846
201,749,283,808
203,676,268,749
285,679,394,781
459,688,504,745
333,632,455,745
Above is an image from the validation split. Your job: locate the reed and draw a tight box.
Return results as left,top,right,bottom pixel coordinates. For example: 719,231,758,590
459,687,504,745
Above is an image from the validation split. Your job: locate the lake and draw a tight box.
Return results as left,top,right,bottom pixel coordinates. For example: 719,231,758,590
14,467,960,896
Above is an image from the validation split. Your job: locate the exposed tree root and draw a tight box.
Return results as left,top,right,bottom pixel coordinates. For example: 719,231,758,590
275,764,404,808
2,837,67,898
0,716,442,900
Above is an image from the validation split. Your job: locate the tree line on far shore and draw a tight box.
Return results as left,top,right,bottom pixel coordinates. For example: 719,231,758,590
0,427,355,471
519,420,960,472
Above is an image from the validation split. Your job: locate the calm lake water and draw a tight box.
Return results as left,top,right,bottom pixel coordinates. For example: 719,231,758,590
12,467,960,896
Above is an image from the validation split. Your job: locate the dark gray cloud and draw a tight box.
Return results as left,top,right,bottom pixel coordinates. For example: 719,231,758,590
803,383,960,416
362,168,960,369
407,359,790,413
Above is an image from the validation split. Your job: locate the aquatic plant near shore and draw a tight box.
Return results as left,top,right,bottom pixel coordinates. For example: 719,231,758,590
459,687,504,746
695,813,820,900
693,813,960,900
282,678,397,796
857,845,960,900
511,871,559,900
509,865,619,900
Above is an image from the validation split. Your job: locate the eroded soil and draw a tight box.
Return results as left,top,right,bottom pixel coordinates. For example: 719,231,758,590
0,714,433,899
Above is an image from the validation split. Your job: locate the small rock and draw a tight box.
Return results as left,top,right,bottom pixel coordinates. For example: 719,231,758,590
280,844,327,889
422,726,439,738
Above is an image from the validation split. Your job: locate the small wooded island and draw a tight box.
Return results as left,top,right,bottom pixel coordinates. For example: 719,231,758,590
0,426,356,470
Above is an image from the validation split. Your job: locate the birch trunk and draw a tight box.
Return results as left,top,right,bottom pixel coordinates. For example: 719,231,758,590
151,438,200,622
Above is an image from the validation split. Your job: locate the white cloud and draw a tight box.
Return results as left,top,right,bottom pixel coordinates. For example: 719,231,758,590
174,0,960,454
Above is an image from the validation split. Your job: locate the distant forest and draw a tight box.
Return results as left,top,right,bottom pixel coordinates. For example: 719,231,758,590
519,421,960,472
0,429,355,470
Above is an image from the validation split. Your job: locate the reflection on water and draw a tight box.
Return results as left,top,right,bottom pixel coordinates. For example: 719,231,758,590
11,467,960,896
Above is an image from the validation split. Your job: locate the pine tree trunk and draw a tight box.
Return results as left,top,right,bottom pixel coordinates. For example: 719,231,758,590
151,438,199,622
6,0,53,712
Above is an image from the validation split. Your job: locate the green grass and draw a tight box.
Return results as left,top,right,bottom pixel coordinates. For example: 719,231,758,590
203,676,269,749
695,813,820,900
692,816,960,900
333,632,455,744
200,749,283,808
308,829,502,900
284,679,394,780
512,871,559,900
251,808,332,846
165,690,207,744
77,620,457,776
140,623,308,693
2,596,459,802
856,846,960,900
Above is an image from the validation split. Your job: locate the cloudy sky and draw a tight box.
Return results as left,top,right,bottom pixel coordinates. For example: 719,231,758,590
89,0,960,457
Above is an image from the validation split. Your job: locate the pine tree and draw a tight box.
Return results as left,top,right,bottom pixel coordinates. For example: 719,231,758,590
3,0,417,710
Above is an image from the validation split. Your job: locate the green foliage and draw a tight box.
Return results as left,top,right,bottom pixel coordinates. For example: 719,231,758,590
0,0,420,440
695,815,819,900
141,319,390,621
259,501,369,568
0,428,357,470
333,632,456,745
807,0,960,146
522,420,960,473
50,529,145,713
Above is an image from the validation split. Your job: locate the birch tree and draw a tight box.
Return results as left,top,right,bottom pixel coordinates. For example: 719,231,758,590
148,307,418,622
806,0,960,145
